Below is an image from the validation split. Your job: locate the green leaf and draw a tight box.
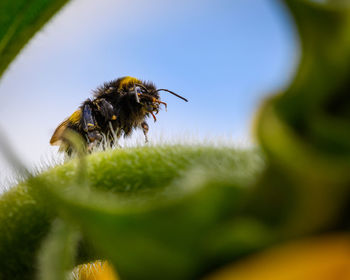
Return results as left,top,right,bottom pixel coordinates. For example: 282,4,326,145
0,0,70,78
255,0,350,235
38,219,79,280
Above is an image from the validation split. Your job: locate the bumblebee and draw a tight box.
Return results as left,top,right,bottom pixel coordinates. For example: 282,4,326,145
50,76,188,154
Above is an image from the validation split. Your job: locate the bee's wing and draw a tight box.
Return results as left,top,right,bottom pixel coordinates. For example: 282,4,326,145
50,119,69,146
50,109,82,146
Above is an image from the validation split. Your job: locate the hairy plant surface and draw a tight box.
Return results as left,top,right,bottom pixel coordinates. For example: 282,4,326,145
0,146,265,280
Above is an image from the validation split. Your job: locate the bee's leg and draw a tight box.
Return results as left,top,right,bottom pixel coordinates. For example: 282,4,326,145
82,103,102,146
141,121,149,143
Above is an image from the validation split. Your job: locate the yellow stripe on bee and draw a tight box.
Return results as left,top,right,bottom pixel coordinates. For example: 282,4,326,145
68,109,82,124
87,123,95,127
118,76,140,90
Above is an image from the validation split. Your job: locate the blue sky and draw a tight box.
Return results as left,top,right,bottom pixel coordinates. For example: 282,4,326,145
0,0,298,185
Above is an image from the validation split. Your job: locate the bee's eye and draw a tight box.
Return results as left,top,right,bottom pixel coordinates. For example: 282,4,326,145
135,86,142,94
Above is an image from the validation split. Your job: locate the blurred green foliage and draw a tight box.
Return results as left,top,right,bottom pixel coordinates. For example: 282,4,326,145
0,0,70,78
256,0,350,236
1,0,350,279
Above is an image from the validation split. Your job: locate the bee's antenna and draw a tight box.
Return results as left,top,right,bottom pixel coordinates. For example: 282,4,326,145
155,89,188,102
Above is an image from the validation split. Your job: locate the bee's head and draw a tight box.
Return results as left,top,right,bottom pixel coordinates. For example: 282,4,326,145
132,83,160,113
129,82,188,115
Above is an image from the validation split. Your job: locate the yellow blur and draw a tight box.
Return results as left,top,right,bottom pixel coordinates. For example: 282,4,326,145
204,234,350,280
72,260,119,280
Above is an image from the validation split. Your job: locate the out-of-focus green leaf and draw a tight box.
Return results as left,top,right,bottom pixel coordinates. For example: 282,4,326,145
38,219,79,280
0,0,70,78
255,0,350,236
257,0,350,181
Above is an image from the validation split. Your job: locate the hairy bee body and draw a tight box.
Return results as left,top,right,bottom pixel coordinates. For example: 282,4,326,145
50,76,187,154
